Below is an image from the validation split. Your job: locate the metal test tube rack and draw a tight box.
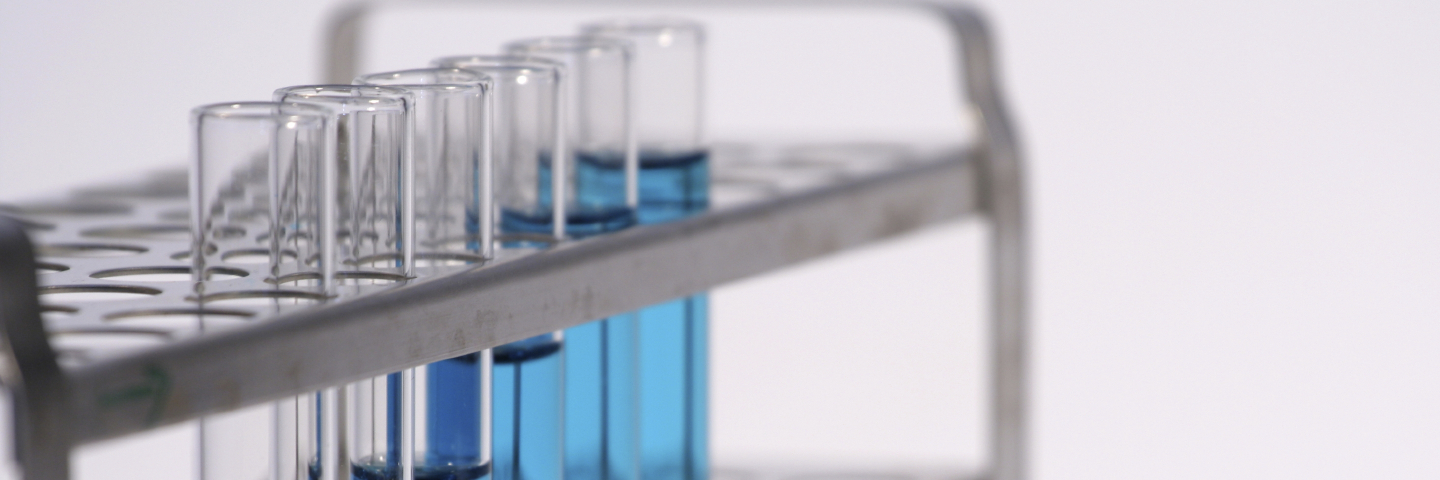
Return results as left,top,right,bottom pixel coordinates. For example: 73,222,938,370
0,2,1026,480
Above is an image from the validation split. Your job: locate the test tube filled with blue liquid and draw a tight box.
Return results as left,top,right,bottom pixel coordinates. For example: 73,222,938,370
502,36,642,480
430,55,574,480
581,19,711,480
355,68,495,480
274,85,416,480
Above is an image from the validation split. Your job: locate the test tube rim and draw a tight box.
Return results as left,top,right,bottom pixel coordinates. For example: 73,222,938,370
190,101,330,123
354,67,494,90
503,35,634,56
272,84,412,113
578,17,707,36
432,55,565,78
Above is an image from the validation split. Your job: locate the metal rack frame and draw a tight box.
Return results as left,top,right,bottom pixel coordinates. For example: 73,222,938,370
0,2,1026,480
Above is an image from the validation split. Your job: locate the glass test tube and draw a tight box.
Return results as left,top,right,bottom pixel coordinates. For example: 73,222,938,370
503,37,638,236
580,20,708,223
190,102,330,289
356,67,494,480
273,85,415,284
430,55,567,480
190,102,329,480
501,36,642,480
274,85,415,480
581,19,710,480
432,55,567,242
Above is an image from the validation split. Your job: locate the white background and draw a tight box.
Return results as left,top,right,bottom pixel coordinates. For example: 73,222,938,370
1,0,1438,479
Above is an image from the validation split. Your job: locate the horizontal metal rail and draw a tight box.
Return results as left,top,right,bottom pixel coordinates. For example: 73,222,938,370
65,149,979,445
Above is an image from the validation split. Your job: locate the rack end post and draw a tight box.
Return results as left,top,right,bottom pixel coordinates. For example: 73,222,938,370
0,216,70,480
929,4,1029,480
324,1,371,84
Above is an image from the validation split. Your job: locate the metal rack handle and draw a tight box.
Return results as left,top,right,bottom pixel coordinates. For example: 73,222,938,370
324,2,1028,479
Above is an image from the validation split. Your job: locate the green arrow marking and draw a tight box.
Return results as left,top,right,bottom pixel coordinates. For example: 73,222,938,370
97,365,171,426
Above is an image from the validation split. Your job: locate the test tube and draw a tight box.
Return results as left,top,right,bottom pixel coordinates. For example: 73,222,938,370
431,55,568,242
190,102,329,480
501,36,642,480
190,102,329,289
580,19,708,223
502,37,638,236
273,85,415,285
580,19,710,480
430,54,568,480
273,85,414,480
355,67,493,480
356,68,493,263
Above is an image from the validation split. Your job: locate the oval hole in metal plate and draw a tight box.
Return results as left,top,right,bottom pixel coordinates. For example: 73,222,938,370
105,308,255,332
37,261,70,273
80,224,193,241
272,271,406,287
195,290,325,307
0,202,132,217
91,266,248,282
221,248,298,264
355,252,487,268
38,243,148,258
40,304,78,322
39,285,162,302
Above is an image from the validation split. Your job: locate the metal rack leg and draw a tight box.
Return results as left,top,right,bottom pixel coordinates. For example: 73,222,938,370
935,5,1029,480
0,217,70,480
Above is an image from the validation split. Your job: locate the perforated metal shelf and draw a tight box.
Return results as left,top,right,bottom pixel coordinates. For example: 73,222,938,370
8,142,940,368
3,139,976,446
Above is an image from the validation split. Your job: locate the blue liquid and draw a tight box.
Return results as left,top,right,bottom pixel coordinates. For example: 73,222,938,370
362,209,490,480
564,314,638,480
493,334,563,480
634,150,710,480
499,152,637,239
424,352,491,480
427,353,484,465
352,460,491,480
556,151,665,480
568,150,711,480
499,207,635,240
311,394,323,480
636,296,708,480
497,152,637,480
570,150,708,225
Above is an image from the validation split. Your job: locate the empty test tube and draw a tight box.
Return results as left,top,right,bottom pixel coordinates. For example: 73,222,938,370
190,102,329,480
581,19,711,480
430,55,567,480
189,102,329,290
273,85,416,286
273,85,415,480
355,67,493,480
501,36,642,480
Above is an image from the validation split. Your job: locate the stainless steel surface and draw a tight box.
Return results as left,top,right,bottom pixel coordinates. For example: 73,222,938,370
0,2,1028,480
2,142,984,477
50,144,977,445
